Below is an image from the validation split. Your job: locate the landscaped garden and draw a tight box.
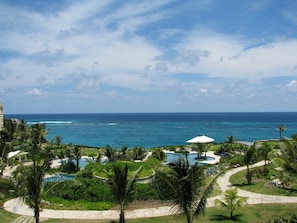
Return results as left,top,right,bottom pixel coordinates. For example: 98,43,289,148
1,118,297,223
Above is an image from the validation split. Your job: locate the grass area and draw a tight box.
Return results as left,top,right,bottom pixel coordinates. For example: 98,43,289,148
208,181,222,197
40,203,297,223
0,207,20,223
229,165,297,196
80,147,101,156
43,197,114,210
94,167,155,179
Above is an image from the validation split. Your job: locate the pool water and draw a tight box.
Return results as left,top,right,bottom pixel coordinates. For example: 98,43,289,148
165,152,215,166
58,157,94,169
44,173,75,182
78,157,93,168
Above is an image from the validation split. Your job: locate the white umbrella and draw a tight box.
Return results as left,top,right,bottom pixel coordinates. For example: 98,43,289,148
186,135,214,144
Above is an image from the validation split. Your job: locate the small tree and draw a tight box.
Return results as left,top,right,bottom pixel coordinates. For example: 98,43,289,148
72,146,81,172
258,142,272,166
132,146,146,160
104,145,116,162
226,135,236,153
240,144,256,184
215,188,247,219
105,163,141,223
152,148,166,161
120,144,129,160
54,135,63,148
193,143,206,159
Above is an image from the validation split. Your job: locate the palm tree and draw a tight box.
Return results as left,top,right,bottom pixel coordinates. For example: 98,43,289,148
132,146,146,160
241,144,256,184
279,136,297,174
15,119,29,146
278,125,286,141
54,136,63,148
120,144,129,160
14,157,47,223
23,159,46,223
226,135,236,153
152,148,166,161
29,123,48,154
156,156,222,223
226,135,235,144
0,177,15,198
72,146,81,172
16,123,49,223
105,162,141,223
193,143,206,159
258,142,272,166
0,119,19,174
215,188,247,219
0,143,9,176
104,145,116,162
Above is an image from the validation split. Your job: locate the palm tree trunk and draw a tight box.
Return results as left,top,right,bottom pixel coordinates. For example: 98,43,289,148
246,165,251,184
76,159,79,172
34,206,39,223
119,209,125,223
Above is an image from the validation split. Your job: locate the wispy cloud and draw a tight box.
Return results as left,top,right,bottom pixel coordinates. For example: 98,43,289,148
1,0,297,112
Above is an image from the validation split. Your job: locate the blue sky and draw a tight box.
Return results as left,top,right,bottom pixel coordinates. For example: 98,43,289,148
1,0,297,114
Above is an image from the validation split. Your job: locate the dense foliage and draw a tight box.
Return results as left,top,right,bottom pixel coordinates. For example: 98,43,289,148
43,170,168,206
266,214,297,223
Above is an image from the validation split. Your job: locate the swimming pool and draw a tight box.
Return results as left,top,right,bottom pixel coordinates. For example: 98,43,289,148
165,152,215,165
44,173,75,182
58,157,94,169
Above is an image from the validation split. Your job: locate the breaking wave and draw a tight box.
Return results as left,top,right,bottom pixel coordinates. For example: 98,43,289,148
28,121,73,125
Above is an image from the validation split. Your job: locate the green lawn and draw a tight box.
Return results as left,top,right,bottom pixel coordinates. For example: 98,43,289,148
0,208,20,223
36,203,297,223
229,165,297,196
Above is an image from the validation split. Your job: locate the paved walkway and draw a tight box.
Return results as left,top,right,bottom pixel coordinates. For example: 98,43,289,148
4,161,297,221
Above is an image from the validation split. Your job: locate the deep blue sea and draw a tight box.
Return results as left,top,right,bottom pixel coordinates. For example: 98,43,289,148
5,113,297,148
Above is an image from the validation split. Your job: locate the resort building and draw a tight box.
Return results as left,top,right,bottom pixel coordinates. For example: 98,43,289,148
0,102,3,130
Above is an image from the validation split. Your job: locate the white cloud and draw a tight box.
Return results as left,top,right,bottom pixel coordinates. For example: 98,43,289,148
200,88,208,93
26,88,43,96
286,80,297,92
105,90,118,97
1,0,297,113
164,31,297,81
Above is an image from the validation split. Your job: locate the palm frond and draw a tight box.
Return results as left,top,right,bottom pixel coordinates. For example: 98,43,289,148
194,169,226,218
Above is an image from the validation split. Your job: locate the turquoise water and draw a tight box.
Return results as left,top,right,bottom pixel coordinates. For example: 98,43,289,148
6,113,297,148
165,152,215,165
58,157,93,169
78,157,93,168
44,173,75,182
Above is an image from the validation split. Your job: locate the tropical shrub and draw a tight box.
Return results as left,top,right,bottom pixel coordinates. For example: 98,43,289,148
251,166,269,178
44,178,114,202
265,214,297,223
134,183,160,200
60,160,76,173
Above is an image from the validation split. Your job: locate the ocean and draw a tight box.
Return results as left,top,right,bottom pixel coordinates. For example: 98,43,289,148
5,112,297,148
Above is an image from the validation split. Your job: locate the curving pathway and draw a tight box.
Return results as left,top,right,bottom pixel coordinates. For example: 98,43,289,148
4,161,297,220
